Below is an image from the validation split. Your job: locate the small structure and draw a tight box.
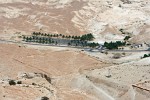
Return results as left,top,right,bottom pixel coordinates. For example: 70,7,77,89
106,69,111,78
97,44,107,52
131,44,143,49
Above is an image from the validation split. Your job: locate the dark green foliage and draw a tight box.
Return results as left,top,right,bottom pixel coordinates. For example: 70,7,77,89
119,29,126,34
17,81,22,84
144,54,148,58
88,42,99,48
23,35,26,40
31,32,94,40
72,36,75,39
104,41,126,50
32,83,36,85
80,33,94,41
142,54,150,59
119,29,123,32
9,80,16,85
126,43,131,46
56,34,59,37
62,35,65,38
74,36,78,40
22,32,96,48
41,96,49,100
124,36,131,40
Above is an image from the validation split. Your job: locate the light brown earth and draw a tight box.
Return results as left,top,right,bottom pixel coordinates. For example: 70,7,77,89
0,42,150,100
0,0,150,100
0,0,150,43
0,43,112,100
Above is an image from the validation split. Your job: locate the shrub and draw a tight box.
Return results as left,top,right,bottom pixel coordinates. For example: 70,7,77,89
41,96,49,100
141,54,150,59
113,53,121,59
9,80,16,85
105,51,108,55
122,52,126,55
124,36,131,40
17,81,22,84
32,83,36,85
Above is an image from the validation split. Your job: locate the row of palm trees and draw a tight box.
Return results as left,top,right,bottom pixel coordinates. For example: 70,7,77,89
22,35,99,48
23,36,56,44
32,32,94,41
104,41,126,50
32,32,80,39
22,32,99,48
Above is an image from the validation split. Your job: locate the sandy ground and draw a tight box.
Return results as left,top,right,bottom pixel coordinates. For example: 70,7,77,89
0,0,150,43
0,43,107,78
0,42,150,100
0,0,150,99
0,43,112,100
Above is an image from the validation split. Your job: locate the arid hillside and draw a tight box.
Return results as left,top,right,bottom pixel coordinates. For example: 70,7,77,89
0,43,112,100
0,42,150,100
0,0,150,43
0,0,150,100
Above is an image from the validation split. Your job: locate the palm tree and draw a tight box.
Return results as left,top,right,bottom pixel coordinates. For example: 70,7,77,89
62,35,65,38
32,32,36,35
23,36,26,40
38,32,41,35
48,39,51,44
26,37,29,42
47,34,50,37
74,36,78,40
72,36,75,39
28,37,32,42
39,38,42,43
68,35,71,39
56,34,59,37
44,33,47,36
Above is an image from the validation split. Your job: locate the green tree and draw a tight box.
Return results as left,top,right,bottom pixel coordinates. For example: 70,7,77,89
80,33,94,41
62,35,65,38
143,54,149,58
72,36,75,39
88,42,99,48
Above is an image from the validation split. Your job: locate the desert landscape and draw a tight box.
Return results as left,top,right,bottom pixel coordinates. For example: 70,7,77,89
0,0,150,100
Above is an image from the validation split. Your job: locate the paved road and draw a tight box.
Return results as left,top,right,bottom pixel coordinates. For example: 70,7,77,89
107,50,150,52
0,39,87,49
0,39,150,53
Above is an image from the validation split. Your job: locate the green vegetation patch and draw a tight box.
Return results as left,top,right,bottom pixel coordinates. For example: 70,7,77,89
141,54,150,59
22,32,98,48
124,36,131,40
104,41,126,50
9,80,16,85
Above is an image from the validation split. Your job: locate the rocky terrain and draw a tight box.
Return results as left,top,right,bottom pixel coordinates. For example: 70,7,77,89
0,0,150,43
0,43,150,100
0,0,150,100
